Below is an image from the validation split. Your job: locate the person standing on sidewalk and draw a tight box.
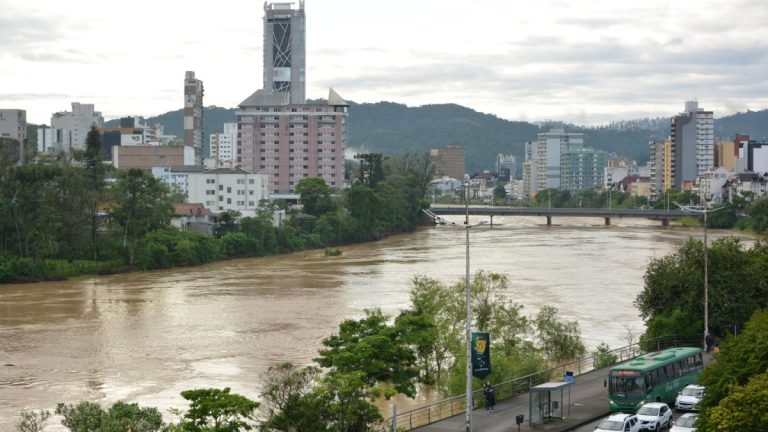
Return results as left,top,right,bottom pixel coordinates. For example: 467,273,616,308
484,380,496,411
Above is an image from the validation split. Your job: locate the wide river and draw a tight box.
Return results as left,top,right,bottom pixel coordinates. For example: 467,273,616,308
0,215,749,429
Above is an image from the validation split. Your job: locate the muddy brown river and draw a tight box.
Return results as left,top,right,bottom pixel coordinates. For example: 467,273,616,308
0,216,748,429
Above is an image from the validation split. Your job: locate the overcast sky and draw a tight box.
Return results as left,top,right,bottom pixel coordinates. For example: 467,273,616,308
2,0,767,126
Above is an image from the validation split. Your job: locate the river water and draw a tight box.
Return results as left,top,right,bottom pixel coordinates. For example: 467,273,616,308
0,216,747,429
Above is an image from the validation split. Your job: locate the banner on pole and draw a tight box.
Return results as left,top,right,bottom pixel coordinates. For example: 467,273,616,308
471,332,491,379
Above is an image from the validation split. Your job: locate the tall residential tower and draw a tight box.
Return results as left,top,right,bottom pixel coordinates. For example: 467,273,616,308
184,71,204,164
237,1,347,197
671,101,714,189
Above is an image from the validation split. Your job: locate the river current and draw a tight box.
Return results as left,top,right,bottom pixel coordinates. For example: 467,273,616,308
0,216,747,429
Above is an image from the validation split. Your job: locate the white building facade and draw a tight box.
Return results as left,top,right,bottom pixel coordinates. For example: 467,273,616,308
46,102,104,154
208,123,238,168
186,167,270,217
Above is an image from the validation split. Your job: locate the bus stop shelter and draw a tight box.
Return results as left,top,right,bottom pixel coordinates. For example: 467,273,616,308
529,380,573,427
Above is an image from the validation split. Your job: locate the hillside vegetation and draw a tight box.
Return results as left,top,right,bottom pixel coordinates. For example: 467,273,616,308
105,103,768,175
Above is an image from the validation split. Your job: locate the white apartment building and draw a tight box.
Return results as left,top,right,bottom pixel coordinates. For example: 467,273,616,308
177,167,270,217
208,123,237,167
44,102,104,154
700,167,732,203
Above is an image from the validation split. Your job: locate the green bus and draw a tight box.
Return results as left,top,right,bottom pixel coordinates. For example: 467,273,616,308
608,347,703,413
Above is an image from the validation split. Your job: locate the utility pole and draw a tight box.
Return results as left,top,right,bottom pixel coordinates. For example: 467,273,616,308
676,201,723,351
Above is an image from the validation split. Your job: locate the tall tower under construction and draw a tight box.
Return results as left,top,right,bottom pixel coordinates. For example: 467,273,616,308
263,1,306,104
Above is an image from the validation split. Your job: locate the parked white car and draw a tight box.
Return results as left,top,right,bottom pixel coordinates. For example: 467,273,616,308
675,384,705,411
636,402,673,431
670,413,698,432
595,413,640,432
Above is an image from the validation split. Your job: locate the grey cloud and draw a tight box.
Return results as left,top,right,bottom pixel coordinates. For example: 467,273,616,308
0,93,75,100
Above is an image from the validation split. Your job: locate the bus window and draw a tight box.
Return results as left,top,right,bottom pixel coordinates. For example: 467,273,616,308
609,373,645,397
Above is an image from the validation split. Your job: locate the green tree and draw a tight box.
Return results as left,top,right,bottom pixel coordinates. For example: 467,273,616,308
176,388,259,432
296,177,335,217
111,169,175,265
316,372,383,432
55,401,163,432
15,410,51,432
101,401,163,432
592,342,618,369
354,153,385,188
55,402,104,432
492,183,507,204
534,305,586,363
258,363,329,432
702,371,768,432
82,126,108,259
315,309,419,398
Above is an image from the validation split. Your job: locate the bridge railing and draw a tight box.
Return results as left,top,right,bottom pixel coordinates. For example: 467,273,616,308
383,334,701,431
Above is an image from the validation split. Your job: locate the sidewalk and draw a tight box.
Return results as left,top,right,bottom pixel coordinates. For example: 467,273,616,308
414,367,609,432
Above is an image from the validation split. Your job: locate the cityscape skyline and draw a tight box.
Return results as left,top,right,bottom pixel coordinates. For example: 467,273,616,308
2,0,767,126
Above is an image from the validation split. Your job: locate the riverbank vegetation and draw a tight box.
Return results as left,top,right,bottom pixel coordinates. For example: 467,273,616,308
0,127,434,284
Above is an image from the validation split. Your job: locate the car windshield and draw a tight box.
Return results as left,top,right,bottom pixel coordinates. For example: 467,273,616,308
597,420,624,431
637,406,659,416
676,416,698,427
681,387,703,397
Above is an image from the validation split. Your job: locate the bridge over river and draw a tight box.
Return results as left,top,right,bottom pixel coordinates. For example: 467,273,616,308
428,206,699,226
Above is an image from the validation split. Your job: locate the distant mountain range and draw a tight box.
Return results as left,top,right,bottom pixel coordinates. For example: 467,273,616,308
105,104,768,175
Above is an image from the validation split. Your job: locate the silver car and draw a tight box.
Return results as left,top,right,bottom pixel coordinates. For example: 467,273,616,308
670,413,698,432
675,384,705,411
636,402,673,431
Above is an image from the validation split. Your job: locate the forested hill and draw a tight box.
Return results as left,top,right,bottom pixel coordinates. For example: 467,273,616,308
106,103,768,175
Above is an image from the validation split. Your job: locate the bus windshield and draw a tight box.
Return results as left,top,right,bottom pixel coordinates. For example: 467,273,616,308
609,371,645,398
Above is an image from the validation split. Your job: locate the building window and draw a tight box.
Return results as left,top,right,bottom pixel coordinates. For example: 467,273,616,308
227,198,232,204
248,201,255,206
227,187,232,193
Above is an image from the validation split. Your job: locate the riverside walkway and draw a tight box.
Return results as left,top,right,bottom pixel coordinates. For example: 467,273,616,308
413,351,713,432
414,365,609,432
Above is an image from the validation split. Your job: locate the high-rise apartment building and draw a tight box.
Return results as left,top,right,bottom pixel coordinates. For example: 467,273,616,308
649,139,673,201
671,101,714,189
531,129,584,193
48,102,104,154
0,109,27,163
237,88,348,195
560,148,608,193
263,1,306,104
184,71,204,164
237,1,347,197
430,144,465,181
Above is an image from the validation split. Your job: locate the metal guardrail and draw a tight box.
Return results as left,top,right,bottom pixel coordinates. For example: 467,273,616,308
384,334,702,431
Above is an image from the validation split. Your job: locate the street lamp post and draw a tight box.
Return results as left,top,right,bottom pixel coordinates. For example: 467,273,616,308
676,201,723,351
464,184,473,432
